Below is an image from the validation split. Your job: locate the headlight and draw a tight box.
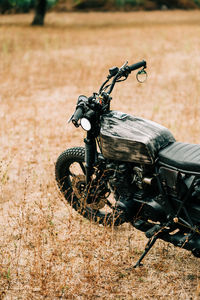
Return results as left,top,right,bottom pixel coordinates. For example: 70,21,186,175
80,118,91,131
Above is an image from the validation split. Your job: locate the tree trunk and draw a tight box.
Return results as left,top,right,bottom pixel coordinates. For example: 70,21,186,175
32,0,47,26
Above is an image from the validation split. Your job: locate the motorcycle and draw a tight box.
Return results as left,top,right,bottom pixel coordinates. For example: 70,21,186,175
55,60,200,267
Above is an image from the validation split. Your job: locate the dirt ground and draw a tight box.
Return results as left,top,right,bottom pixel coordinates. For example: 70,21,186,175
0,10,200,299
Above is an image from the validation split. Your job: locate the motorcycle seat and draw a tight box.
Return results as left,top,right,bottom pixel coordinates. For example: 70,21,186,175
158,142,200,173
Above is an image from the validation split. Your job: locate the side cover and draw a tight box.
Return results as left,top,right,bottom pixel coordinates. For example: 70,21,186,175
100,110,176,164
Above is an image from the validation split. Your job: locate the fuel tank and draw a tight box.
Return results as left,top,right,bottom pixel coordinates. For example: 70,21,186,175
100,111,175,164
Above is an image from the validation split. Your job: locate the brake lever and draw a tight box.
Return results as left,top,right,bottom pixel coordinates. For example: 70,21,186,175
119,61,128,70
117,61,131,79
67,114,74,123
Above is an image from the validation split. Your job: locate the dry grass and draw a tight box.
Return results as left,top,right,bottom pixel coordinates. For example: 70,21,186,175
0,10,200,299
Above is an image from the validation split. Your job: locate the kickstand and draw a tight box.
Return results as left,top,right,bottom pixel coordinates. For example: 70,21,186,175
134,235,158,268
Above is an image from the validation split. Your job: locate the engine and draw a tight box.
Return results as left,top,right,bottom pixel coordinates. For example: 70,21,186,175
106,161,157,203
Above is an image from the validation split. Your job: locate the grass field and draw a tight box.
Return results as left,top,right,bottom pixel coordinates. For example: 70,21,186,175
0,10,200,299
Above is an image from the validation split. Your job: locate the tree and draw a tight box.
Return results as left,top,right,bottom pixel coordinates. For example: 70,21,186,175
32,0,47,25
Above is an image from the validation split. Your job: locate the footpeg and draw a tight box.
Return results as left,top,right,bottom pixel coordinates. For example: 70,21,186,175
145,224,162,239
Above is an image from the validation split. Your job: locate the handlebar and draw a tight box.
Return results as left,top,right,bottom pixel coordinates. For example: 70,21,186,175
72,106,84,127
106,60,146,94
71,59,147,127
129,60,146,72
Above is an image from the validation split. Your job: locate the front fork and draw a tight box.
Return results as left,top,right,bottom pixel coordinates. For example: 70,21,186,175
84,132,97,185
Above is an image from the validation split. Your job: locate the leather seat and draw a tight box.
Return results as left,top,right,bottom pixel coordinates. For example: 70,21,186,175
158,142,200,172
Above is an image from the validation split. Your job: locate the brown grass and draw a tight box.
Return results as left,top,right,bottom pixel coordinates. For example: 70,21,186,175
0,10,200,299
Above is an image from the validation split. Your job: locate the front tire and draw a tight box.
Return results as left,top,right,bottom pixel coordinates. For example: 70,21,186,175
55,147,123,226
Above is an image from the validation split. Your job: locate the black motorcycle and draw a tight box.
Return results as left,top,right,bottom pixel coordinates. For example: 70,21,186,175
55,60,200,267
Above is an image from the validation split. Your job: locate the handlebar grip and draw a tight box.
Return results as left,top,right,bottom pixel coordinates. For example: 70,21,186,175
129,60,146,71
72,107,84,127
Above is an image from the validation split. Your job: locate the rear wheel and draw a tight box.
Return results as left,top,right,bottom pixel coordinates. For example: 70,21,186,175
55,147,124,226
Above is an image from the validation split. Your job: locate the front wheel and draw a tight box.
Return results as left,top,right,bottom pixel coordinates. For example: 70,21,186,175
55,147,124,226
